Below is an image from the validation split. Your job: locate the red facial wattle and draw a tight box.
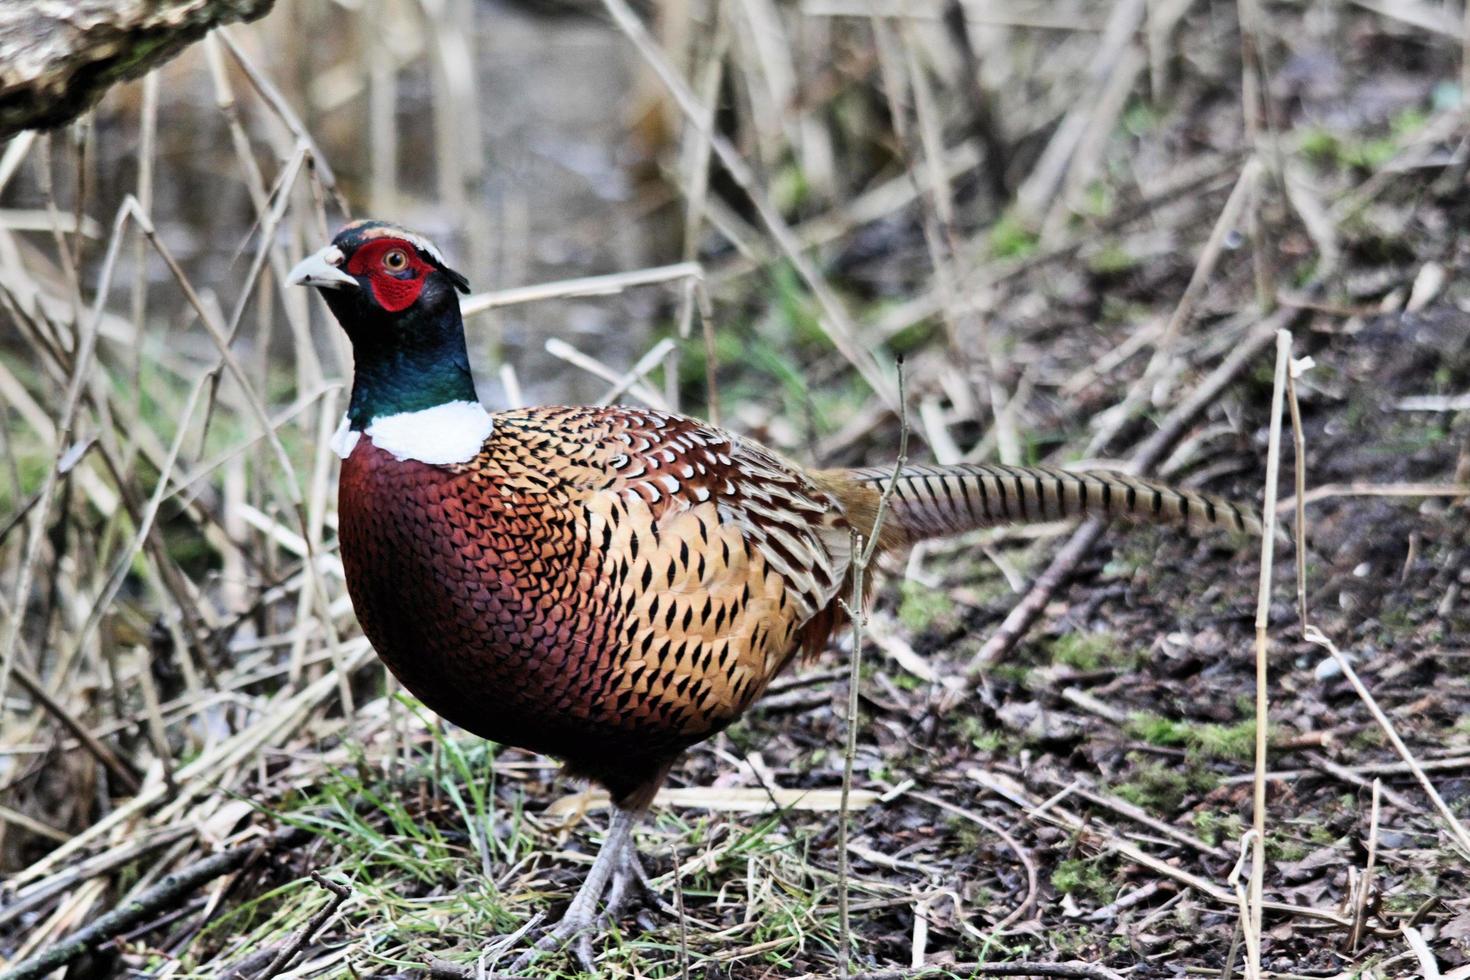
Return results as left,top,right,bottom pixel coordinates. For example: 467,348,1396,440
345,238,434,313
368,271,425,313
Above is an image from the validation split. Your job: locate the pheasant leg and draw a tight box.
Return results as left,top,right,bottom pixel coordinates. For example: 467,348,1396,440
509,806,641,974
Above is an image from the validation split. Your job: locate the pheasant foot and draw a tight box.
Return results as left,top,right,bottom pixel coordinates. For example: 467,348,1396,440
506,806,672,975
597,847,679,929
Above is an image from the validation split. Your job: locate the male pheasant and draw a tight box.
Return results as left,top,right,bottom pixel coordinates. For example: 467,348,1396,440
288,220,1258,970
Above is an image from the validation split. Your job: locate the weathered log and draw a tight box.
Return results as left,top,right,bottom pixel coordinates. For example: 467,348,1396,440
0,0,275,138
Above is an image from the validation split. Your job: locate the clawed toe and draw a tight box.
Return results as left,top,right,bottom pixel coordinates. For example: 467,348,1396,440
626,854,681,920
511,867,669,972
508,916,598,973
506,897,607,972
494,807,681,976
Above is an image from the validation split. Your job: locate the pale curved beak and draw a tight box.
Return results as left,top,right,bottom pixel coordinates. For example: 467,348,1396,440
287,246,357,289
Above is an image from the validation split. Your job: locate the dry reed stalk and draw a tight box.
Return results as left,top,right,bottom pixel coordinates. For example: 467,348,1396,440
0,359,114,515
876,157,1245,385
1347,779,1382,951
706,140,983,286
1241,328,1293,978
10,638,371,889
1347,0,1458,38
678,14,729,423
1401,925,1443,977
0,828,313,980
1274,346,1470,860
1299,626,1470,859
802,0,1105,29
598,0,901,411
543,338,667,410
1013,0,1145,226
597,338,678,405
127,70,157,395
1144,0,1195,102
122,199,308,511
35,137,83,326
893,20,1019,465
1278,481,1470,508
202,41,326,393
415,0,479,239
295,388,353,714
836,362,909,978
1223,754,1470,785
1086,157,1261,456
2,651,141,793
0,283,222,704
0,193,134,714
909,790,1039,936
1235,0,1276,309
1306,754,1413,811
117,197,347,704
164,383,341,503
1282,161,1341,285
1039,43,1145,242
0,802,68,844
693,279,721,424
0,132,35,196
1048,777,1227,859
57,375,212,728
666,10,728,415
133,640,176,790
462,261,704,316
365,0,396,217
214,29,346,210
1226,829,1257,978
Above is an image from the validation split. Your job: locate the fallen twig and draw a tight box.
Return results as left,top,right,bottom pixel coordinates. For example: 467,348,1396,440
254,872,352,980
0,828,310,980
851,962,1127,980
5,656,141,794
1277,481,1470,509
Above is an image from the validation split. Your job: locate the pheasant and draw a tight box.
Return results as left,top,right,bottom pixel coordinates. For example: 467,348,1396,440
288,220,1259,970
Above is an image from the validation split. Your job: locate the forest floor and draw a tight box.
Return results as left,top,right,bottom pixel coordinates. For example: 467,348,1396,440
1,0,1469,978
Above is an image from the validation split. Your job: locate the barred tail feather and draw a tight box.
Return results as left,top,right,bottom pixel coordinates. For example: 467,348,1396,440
840,463,1260,541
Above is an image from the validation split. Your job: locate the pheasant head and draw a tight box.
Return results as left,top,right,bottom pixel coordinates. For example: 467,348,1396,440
289,221,483,447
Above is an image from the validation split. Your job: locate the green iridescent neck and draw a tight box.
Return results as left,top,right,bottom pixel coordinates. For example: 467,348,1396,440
335,296,479,429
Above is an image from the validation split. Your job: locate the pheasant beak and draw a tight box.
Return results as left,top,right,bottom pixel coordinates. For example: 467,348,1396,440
287,245,357,290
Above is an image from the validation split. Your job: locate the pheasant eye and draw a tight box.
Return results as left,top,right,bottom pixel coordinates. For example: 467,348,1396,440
383,249,409,272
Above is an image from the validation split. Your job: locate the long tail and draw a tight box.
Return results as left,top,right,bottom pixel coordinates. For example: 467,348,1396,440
829,463,1260,542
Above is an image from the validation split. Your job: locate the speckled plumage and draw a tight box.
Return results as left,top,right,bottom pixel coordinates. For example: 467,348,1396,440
338,405,855,807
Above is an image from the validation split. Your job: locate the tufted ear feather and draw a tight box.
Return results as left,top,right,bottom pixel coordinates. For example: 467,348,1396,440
399,233,469,293
443,265,471,294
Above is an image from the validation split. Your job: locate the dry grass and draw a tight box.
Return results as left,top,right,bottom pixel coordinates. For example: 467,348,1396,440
1,0,1469,978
